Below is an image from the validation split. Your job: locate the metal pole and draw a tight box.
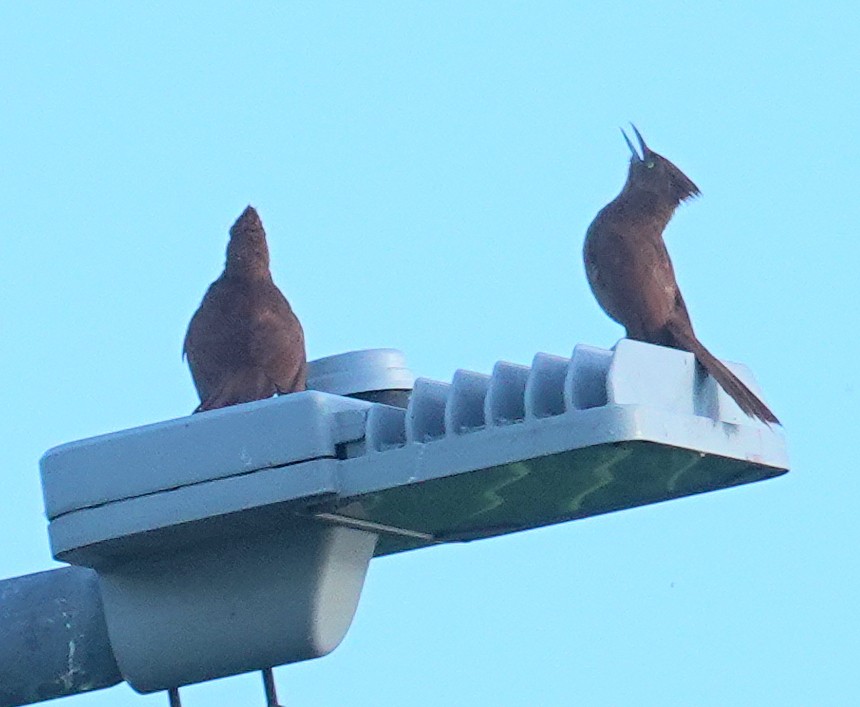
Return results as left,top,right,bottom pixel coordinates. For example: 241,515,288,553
0,566,121,706
262,668,282,707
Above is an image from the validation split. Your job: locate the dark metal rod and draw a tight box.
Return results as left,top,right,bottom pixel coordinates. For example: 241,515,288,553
262,668,282,707
312,512,438,542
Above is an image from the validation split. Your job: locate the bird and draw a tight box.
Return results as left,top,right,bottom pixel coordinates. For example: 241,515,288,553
184,205,307,412
583,125,779,425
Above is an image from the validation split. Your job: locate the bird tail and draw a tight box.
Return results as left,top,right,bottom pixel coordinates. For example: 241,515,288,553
193,369,277,413
666,324,780,425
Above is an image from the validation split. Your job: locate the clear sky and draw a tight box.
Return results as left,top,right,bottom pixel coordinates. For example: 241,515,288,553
1,3,858,705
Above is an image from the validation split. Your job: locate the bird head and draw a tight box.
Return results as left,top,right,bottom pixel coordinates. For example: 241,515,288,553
621,125,701,206
225,205,271,277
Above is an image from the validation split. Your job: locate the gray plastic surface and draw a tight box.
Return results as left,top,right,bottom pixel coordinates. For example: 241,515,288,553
41,392,370,522
38,339,788,695
99,521,376,693
307,348,415,397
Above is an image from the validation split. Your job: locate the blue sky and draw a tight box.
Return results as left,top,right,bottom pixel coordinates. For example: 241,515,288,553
1,3,858,705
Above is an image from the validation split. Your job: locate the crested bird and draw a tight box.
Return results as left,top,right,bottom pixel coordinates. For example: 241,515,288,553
583,125,779,424
184,206,307,412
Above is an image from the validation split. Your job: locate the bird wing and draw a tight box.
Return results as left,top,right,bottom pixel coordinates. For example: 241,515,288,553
183,278,250,404
247,288,307,394
585,221,695,343
184,277,307,409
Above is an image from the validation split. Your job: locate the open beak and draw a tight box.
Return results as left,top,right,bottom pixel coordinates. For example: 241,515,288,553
621,123,651,161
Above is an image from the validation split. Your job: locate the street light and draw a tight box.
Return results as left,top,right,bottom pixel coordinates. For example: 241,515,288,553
1,341,788,705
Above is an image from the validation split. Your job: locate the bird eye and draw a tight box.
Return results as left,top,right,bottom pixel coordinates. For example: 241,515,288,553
645,160,655,169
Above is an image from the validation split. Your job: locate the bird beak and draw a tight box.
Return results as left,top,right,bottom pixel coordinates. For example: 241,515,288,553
621,123,651,161
621,127,641,161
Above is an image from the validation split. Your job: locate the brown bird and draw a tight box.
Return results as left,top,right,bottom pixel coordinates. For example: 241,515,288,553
184,205,307,412
583,126,779,424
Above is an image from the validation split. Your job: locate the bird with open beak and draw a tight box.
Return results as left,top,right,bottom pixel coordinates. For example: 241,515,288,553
583,125,779,424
